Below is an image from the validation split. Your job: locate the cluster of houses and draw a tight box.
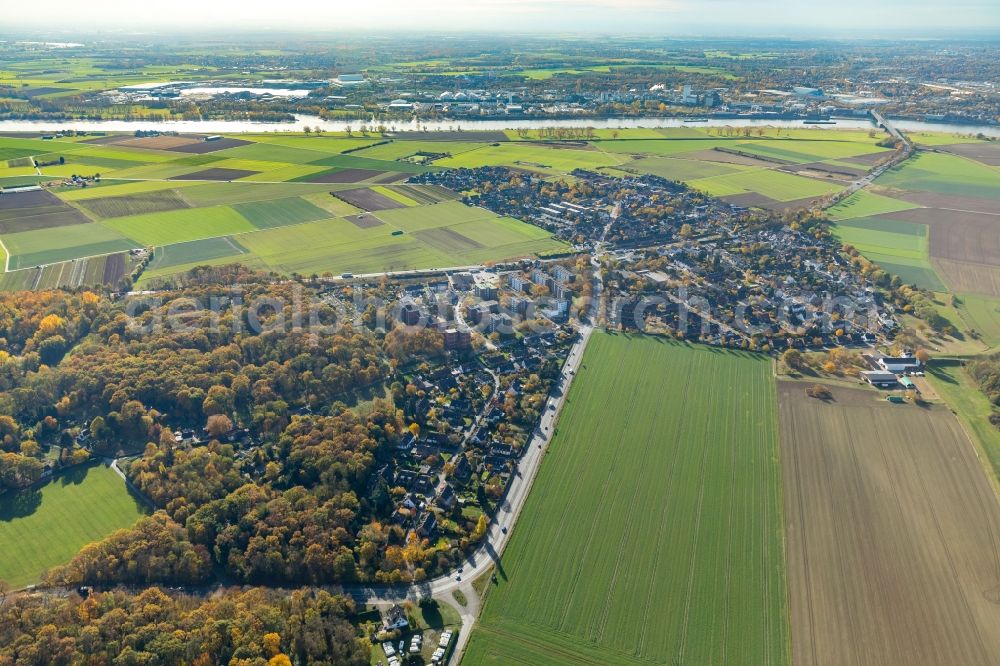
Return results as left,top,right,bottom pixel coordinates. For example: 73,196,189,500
412,167,737,247
415,165,894,351
605,224,896,349
329,274,575,550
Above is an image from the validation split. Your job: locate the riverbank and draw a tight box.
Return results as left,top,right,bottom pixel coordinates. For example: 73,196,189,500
0,114,997,138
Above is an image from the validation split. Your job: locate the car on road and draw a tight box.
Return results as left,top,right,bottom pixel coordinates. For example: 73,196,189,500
501,526,508,534
455,575,461,582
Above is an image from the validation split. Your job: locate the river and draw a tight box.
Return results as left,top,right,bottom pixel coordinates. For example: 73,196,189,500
0,114,996,138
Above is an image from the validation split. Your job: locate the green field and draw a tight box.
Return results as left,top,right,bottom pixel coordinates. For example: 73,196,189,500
616,155,742,180
436,143,626,173
5,223,137,269
233,196,331,230
463,333,788,665
828,190,920,220
0,128,909,288
146,236,249,272
833,215,946,290
102,205,256,246
877,152,1000,199
927,361,1000,483
229,202,566,278
0,463,148,589
690,168,841,201
955,294,1000,350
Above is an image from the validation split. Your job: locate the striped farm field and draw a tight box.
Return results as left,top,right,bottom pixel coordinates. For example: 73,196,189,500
4,223,137,269
232,196,331,230
101,205,256,246
463,334,789,666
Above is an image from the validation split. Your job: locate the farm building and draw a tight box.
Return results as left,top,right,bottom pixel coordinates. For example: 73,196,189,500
877,356,921,373
861,371,899,388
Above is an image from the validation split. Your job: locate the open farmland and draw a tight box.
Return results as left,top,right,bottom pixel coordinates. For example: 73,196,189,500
227,201,566,278
463,334,788,666
4,223,137,269
0,463,148,589
146,236,250,273
832,215,946,290
436,142,627,173
0,252,129,291
777,381,1000,666
688,168,841,202
0,189,91,233
76,189,191,218
102,205,256,246
0,127,929,289
877,151,1000,200
827,190,919,220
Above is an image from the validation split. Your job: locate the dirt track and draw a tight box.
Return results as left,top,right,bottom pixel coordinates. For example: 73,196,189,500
778,381,1000,666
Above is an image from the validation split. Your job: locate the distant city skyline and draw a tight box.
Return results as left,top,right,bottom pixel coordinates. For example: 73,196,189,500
4,0,1000,34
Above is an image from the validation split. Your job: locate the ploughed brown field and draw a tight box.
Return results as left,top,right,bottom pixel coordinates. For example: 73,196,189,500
868,194,1000,297
938,142,1000,167
333,187,407,211
169,168,259,181
778,381,1000,666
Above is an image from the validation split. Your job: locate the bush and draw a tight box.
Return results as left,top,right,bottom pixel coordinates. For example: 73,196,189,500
805,384,832,400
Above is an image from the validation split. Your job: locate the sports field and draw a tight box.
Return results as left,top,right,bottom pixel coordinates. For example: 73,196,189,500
463,333,789,665
0,463,148,588
778,381,1000,666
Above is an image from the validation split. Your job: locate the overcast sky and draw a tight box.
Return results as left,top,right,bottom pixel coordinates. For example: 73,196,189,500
4,0,999,34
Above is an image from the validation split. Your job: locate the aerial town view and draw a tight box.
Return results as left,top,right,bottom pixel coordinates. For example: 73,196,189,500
0,1,999,664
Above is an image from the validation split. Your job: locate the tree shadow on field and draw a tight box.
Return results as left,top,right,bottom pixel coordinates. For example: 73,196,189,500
418,599,445,630
928,367,958,385
58,464,91,486
0,488,42,521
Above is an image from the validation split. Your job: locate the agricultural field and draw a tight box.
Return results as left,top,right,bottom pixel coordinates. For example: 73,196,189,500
0,463,148,589
832,215,946,291
228,201,565,278
778,381,1000,666
102,205,256,247
877,151,1000,200
688,168,841,202
825,139,1000,303
463,334,788,665
436,142,627,173
0,127,967,290
4,222,137,269
827,189,919,220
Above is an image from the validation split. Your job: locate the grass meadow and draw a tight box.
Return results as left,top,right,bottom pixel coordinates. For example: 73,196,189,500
0,464,148,589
